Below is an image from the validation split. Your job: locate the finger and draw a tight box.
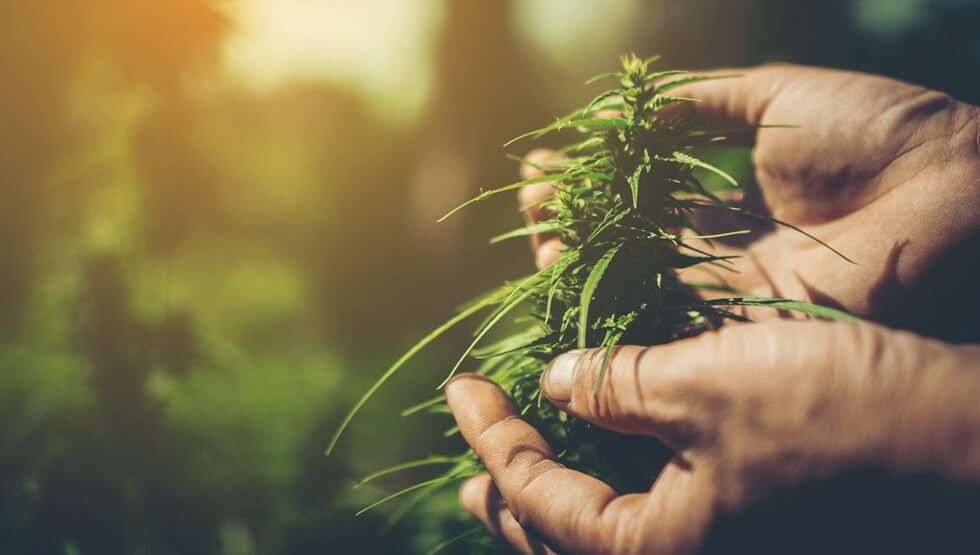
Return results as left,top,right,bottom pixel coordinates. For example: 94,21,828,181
446,374,646,553
520,149,564,251
519,148,563,223
535,237,565,270
460,474,505,536
519,148,563,181
664,64,801,145
519,178,555,234
496,506,556,555
460,475,555,555
519,150,567,267
539,337,728,449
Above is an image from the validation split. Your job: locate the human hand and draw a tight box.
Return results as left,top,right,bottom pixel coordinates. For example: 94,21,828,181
520,65,980,340
448,320,980,554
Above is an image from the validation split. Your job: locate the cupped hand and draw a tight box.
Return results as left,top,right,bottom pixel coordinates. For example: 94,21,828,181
520,65,980,340
447,321,980,554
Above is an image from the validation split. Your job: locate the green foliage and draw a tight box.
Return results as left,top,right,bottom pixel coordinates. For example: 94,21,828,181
331,54,856,552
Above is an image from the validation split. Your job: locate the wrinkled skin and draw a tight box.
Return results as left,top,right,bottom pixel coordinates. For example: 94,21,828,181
448,65,980,554
524,64,980,341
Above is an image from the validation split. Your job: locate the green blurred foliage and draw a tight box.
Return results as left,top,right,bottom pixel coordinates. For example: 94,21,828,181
1,0,978,553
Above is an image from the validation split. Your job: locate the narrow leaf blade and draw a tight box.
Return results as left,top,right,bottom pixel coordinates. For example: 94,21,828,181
578,244,622,349
325,291,504,455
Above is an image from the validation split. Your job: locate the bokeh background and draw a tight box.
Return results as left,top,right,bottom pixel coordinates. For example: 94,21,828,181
3,1,979,553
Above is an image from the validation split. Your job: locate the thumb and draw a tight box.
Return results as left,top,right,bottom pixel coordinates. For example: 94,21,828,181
540,320,862,451
664,64,802,145
539,337,723,449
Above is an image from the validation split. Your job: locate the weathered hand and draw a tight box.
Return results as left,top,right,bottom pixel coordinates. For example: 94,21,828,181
520,65,980,340
448,320,980,554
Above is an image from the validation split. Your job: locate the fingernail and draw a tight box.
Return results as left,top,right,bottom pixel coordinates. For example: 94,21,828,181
541,351,580,403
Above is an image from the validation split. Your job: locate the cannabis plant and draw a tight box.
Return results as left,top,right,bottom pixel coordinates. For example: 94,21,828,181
327,54,855,553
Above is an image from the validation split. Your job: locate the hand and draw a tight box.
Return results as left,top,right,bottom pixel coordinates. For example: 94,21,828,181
520,65,980,341
448,320,980,554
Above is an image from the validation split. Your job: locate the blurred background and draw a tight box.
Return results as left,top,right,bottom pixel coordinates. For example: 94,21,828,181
2,0,978,553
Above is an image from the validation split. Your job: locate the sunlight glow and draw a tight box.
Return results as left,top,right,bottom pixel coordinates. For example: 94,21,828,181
222,0,445,121
514,0,641,70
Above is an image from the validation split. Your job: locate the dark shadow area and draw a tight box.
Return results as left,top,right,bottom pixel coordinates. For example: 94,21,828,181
703,468,980,554
870,235,980,344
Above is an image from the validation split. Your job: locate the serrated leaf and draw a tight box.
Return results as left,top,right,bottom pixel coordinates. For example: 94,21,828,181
585,71,622,85
545,248,580,324
585,89,624,112
628,163,647,207
643,69,687,83
670,151,739,188
578,244,622,349
651,95,702,111
587,207,631,243
593,330,623,394
503,110,629,147
643,54,663,66
559,117,629,131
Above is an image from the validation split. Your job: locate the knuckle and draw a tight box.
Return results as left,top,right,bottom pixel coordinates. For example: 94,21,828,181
956,102,980,161
606,503,641,555
574,347,627,418
475,415,523,454
604,346,645,417
902,89,955,120
846,322,888,377
568,496,603,550
509,463,562,527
